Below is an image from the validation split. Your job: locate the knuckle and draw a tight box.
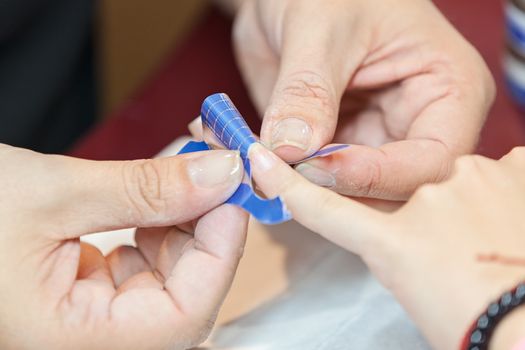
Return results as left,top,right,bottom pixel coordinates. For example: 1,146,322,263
122,160,168,222
452,155,472,172
452,154,488,180
294,184,341,227
279,169,306,198
410,182,440,204
502,147,525,171
508,146,525,160
315,189,341,213
454,154,481,172
443,155,498,195
276,70,336,117
341,156,382,198
179,316,215,348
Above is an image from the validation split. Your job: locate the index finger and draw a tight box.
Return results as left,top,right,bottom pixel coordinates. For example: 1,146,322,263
248,143,388,255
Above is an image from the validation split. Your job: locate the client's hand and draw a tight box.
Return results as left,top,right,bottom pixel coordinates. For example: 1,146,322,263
249,143,525,350
0,144,247,349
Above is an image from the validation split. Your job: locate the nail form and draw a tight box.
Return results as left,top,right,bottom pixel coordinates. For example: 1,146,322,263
178,93,349,225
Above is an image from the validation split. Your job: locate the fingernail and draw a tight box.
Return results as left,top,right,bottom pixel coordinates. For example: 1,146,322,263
271,118,312,151
295,163,335,188
249,143,279,172
187,116,203,140
188,151,242,188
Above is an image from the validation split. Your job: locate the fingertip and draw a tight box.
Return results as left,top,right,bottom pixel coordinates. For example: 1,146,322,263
262,114,338,163
261,114,315,162
186,150,244,190
295,162,336,188
271,116,311,143
188,117,203,140
248,143,293,198
297,146,382,198
248,143,280,171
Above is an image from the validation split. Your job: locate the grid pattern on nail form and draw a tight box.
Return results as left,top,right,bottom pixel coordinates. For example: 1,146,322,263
201,93,257,158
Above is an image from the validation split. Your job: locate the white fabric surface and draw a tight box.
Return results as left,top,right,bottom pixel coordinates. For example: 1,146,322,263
207,227,430,349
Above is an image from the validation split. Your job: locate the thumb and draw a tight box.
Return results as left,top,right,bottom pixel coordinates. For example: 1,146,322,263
260,2,367,162
3,146,243,239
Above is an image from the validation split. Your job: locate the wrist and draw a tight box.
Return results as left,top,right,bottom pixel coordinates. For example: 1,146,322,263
388,259,525,350
458,280,525,350
490,306,525,350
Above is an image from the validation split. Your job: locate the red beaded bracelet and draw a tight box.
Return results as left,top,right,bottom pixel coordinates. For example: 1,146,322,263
460,282,525,350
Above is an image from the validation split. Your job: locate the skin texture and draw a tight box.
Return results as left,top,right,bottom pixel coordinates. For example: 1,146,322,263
234,0,495,200
249,143,525,350
0,144,248,350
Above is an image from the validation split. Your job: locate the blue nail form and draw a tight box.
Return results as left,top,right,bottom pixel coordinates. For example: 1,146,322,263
201,94,257,160
178,93,291,224
178,93,349,225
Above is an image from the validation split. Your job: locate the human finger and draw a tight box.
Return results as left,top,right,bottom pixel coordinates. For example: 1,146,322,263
4,148,243,240
163,205,248,322
258,1,368,162
249,143,388,254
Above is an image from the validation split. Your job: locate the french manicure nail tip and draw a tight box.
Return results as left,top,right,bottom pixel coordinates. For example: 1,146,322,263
296,163,336,188
188,151,241,188
271,118,312,151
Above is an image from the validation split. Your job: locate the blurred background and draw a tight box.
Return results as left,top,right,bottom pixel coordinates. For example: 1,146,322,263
99,0,206,115
1,0,524,160
0,0,207,154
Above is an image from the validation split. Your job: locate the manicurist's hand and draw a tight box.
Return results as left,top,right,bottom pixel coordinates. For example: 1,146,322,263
249,143,525,350
235,0,495,200
0,144,247,349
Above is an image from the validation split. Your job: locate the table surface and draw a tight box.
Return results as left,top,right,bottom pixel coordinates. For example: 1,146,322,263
71,1,525,160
